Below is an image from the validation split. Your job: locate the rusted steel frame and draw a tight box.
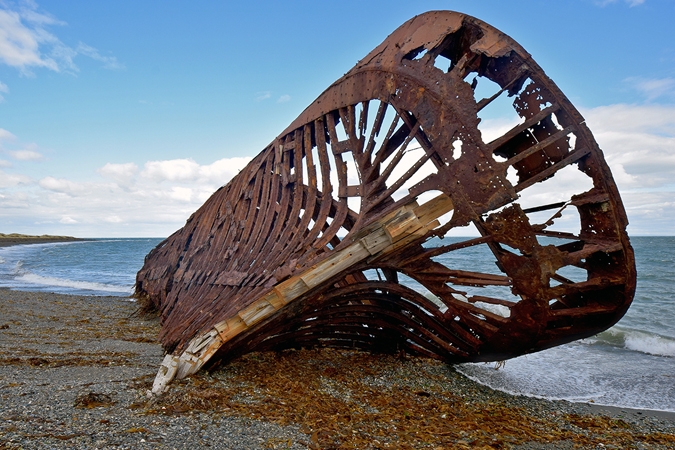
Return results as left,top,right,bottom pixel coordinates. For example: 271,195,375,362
390,268,510,326
207,264,480,366
387,97,441,160
361,101,389,168
404,278,501,336
365,111,409,177
367,155,433,214
257,329,443,361
368,122,422,192
240,296,473,359
246,167,294,267
476,64,531,111
136,11,635,393
398,235,495,267
335,280,485,351
467,295,516,308
535,229,581,241
263,323,455,360
502,125,577,169
230,151,277,270
488,103,561,152
148,194,455,392
315,280,482,349
548,276,625,298
430,287,508,329
246,149,303,275
515,147,592,193
407,263,512,286
308,119,339,250
266,306,464,358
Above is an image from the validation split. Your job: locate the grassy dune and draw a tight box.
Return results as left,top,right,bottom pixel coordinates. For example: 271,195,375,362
0,233,83,247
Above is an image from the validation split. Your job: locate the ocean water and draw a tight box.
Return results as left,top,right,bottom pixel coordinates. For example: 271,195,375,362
0,238,163,296
0,236,672,412
450,236,675,413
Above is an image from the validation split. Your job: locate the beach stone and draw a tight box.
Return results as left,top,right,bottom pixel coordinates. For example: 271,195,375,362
1,289,674,449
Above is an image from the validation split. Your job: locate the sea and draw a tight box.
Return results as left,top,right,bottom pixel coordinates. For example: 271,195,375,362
0,236,673,413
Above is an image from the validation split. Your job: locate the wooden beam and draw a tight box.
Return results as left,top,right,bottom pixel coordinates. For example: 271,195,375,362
150,193,454,394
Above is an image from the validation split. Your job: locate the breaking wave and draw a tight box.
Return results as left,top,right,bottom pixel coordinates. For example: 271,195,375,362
0,238,161,296
14,272,133,295
592,328,675,358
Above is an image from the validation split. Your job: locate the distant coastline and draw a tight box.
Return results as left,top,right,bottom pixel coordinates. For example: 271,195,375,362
0,233,86,248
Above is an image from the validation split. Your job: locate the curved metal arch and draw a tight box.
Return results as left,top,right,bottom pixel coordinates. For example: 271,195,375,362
136,11,636,394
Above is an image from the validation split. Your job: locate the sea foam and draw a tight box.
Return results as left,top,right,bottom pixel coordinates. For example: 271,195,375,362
15,272,132,295
595,328,675,357
624,332,675,357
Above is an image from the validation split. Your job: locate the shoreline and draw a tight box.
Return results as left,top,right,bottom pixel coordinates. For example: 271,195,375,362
1,289,674,449
457,369,675,422
583,402,675,422
0,233,87,248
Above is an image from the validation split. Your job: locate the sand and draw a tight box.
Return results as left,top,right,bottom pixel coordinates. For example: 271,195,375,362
1,287,674,449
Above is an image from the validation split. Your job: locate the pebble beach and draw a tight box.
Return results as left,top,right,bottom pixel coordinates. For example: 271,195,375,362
1,288,674,449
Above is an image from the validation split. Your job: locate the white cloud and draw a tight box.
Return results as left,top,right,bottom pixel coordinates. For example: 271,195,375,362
277,94,291,103
2,101,673,236
0,128,16,141
0,4,62,73
169,186,193,202
141,158,200,182
59,215,77,224
0,130,44,168
9,148,43,160
0,80,8,101
595,0,645,6
98,162,138,188
0,155,253,236
583,104,675,187
141,157,251,184
582,103,675,234
0,169,30,188
197,157,252,183
0,2,121,75
583,104,675,134
39,176,86,195
618,191,675,234
478,117,522,143
255,91,271,101
98,161,138,178
626,77,675,101
474,102,675,235
76,42,124,70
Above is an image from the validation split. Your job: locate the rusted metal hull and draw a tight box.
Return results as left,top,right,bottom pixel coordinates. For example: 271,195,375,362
136,11,636,393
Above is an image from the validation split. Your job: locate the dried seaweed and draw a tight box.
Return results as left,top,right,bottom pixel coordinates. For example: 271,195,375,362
74,392,115,409
133,349,675,449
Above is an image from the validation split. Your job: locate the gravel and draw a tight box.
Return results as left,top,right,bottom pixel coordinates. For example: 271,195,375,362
0,290,308,449
1,288,673,449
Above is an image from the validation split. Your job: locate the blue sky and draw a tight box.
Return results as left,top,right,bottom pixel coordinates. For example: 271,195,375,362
1,0,674,237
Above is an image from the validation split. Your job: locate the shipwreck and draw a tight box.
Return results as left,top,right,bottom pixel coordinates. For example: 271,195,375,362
136,11,636,394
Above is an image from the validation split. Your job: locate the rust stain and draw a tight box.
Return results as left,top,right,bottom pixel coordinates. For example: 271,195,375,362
135,11,636,394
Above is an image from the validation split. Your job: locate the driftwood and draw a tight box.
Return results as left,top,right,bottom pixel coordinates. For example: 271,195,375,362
135,11,636,394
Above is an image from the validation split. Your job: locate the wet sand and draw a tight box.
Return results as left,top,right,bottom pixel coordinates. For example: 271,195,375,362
1,288,674,449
